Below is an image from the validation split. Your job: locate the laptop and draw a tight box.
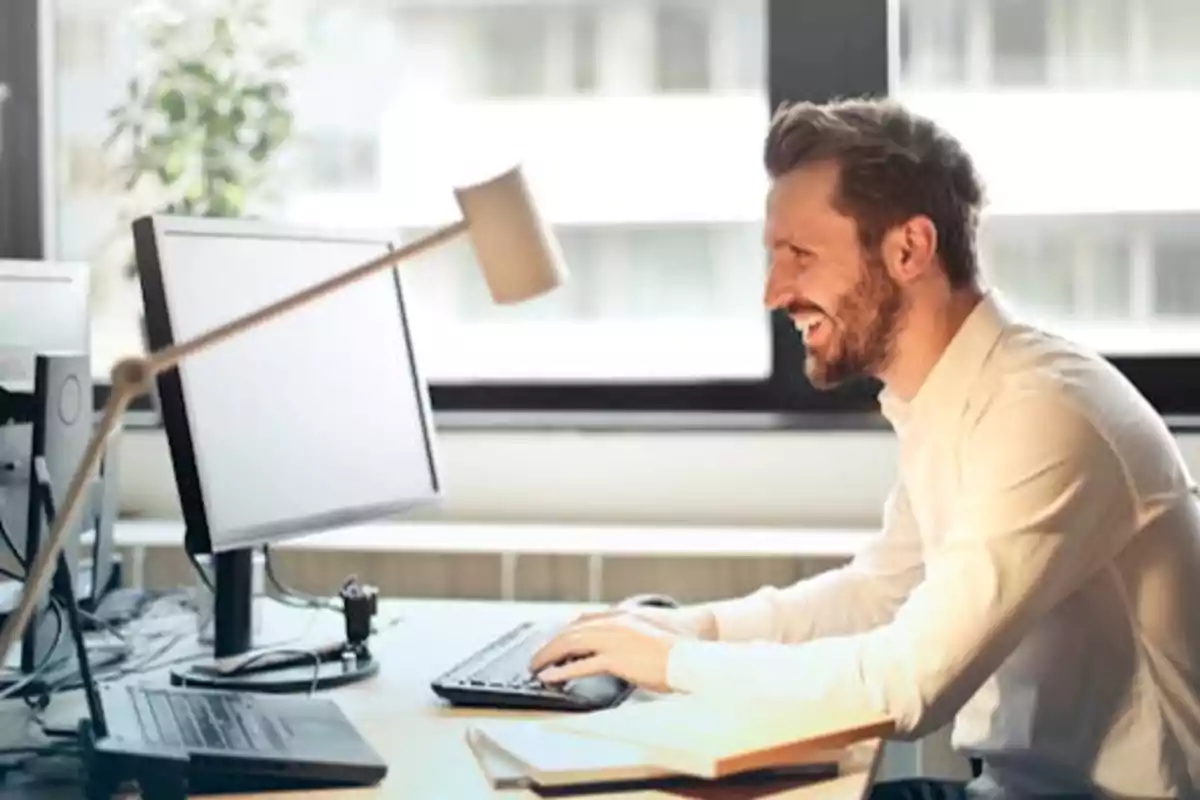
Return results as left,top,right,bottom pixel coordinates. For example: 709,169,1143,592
30,458,390,796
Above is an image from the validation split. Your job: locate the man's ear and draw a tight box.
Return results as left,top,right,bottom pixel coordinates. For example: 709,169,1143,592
882,216,938,284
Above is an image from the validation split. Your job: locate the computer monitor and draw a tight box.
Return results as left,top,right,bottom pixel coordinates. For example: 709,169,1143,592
0,353,126,694
19,353,89,677
0,260,90,387
0,261,116,687
132,215,441,693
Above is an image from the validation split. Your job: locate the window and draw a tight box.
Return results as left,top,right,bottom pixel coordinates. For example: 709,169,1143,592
1154,236,1200,317
570,11,600,94
1055,0,1130,85
9,1,1193,422
654,3,713,92
472,7,550,97
900,0,1200,89
1144,0,1200,86
895,0,1200,407
294,133,379,192
38,0,773,408
56,15,108,70
898,0,970,86
982,228,1076,318
991,0,1048,85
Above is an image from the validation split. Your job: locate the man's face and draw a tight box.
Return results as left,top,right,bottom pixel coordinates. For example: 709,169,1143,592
763,161,906,388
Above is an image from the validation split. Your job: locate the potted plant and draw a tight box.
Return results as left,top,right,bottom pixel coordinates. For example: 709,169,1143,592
102,0,301,279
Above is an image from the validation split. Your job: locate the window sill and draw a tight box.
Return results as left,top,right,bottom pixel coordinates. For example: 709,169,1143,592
111,518,872,558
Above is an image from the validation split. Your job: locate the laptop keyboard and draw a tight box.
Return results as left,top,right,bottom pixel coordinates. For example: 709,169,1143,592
129,686,289,753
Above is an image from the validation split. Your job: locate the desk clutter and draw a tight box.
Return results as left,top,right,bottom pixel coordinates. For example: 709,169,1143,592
464,692,895,795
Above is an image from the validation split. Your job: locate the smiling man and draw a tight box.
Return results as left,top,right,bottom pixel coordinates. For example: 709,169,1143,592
530,97,1200,799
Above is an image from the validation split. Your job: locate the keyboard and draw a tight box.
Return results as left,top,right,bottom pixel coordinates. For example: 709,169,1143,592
129,686,290,753
431,621,635,712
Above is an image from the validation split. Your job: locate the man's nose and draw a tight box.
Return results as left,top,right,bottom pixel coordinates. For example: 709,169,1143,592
763,263,793,311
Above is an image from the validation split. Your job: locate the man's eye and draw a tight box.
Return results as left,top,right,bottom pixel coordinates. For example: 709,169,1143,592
787,245,813,265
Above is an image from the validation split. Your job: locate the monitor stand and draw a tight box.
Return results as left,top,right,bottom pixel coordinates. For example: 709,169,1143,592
169,547,380,693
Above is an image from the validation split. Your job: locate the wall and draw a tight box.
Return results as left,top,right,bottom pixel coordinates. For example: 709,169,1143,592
117,426,1200,526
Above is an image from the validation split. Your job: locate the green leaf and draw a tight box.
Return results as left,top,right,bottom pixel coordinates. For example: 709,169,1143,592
160,88,187,123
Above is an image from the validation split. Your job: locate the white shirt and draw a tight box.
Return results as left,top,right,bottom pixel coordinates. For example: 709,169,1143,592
667,293,1200,798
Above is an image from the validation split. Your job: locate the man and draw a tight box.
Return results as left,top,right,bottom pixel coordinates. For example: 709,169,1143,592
530,97,1200,799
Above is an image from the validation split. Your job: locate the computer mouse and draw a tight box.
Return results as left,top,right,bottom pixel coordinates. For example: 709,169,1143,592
619,593,680,609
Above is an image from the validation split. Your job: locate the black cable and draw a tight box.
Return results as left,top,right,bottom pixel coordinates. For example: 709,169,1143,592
0,514,26,573
0,743,80,757
5,600,65,710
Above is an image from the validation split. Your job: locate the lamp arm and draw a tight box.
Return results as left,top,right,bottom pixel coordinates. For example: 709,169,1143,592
0,218,468,667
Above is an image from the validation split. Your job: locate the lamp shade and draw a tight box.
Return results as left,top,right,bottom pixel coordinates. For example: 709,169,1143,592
453,165,568,304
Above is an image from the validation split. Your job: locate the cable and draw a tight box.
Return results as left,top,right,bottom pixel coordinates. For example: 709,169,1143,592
0,514,26,573
262,546,340,612
0,600,64,703
0,743,80,758
202,647,324,694
94,593,214,682
73,607,127,642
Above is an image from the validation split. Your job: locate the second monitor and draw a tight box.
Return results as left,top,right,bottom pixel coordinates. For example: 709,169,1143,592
132,215,441,693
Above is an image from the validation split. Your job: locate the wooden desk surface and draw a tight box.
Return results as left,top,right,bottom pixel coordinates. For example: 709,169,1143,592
207,598,883,800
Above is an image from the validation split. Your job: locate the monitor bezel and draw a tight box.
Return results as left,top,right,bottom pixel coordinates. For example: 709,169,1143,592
131,214,441,557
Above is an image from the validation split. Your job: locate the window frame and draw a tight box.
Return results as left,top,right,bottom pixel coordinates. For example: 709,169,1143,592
3,0,1198,430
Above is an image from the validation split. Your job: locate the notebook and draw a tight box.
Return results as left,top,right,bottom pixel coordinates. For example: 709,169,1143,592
465,717,841,794
538,694,895,779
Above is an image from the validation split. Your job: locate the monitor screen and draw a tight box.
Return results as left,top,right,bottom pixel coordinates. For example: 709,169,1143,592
135,217,440,553
0,260,90,387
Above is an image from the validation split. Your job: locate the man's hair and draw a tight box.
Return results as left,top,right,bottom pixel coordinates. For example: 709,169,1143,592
764,97,985,288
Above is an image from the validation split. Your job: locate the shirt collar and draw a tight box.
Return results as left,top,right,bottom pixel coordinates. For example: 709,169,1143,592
878,291,1012,432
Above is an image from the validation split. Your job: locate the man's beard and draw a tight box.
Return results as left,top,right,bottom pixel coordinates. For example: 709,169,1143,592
804,252,906,389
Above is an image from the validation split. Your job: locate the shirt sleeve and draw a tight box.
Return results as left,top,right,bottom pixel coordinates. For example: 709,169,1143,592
667,391,1137,739
705,482,926,643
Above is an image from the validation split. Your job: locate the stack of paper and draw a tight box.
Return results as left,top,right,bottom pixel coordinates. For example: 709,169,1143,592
463,694,894,794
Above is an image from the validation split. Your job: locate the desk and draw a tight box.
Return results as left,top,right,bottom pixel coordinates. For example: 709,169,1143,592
25,598,883,800
233,599,881,800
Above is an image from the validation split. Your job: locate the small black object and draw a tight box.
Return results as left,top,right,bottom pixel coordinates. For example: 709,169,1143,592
340,576,377,647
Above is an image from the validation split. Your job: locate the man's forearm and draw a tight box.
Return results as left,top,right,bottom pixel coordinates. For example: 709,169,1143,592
687,563,921,645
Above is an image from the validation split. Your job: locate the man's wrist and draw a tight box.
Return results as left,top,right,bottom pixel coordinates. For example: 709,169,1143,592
682,607,718,641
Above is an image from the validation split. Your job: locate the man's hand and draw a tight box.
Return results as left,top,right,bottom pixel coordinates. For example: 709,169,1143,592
529,614,680,693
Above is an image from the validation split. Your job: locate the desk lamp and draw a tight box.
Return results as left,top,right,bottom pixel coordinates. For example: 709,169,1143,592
0,165,568,668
